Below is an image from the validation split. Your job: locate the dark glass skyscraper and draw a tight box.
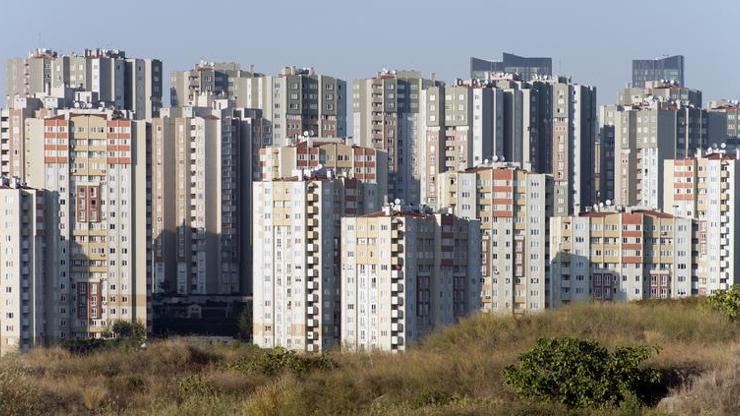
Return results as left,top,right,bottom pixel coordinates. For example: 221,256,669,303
631,55,684,87
470,52,552,81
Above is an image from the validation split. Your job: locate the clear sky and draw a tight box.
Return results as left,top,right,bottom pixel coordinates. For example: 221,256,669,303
1,0,739,108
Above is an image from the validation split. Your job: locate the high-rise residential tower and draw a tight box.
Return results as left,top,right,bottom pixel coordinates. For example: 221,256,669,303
150,94,269,296
23,109,149,341
353,70,440,205
0,178,45,355
437,163,553,313
664,151,740,293
252,172,380,352
5,48,162,119
340,205,481,352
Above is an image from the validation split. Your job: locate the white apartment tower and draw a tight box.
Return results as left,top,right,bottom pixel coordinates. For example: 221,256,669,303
253,174,377,352
340,207,481,352
0,178,45,355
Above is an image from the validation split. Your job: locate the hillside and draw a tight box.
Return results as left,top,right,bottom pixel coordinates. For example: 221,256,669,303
0,300,737,415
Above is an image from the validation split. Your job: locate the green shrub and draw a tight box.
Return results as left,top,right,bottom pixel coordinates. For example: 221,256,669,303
227,347,335,376
111,320,146,342
705,285,740,321
178,374,215,398
503,337,662,408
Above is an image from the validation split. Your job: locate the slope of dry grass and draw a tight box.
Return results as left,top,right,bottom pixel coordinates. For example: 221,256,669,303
0,299,737,415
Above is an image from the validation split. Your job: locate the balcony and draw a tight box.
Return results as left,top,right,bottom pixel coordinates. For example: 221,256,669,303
391,282,403,292
391,270,402,279
391,243,403,252
307,268,319,278
307,193,318,202
307,331,317,340
390,257,403,266
391,322,404,333
391,296,404,306
391,309,404,319
307,318,316,328
391,336,404,346
307,306,319,316
307,243,317,252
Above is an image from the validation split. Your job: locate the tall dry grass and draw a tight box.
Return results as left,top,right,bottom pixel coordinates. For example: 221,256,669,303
0,300,736,415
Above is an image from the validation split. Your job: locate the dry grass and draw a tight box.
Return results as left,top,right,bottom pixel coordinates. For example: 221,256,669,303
0,300,736,415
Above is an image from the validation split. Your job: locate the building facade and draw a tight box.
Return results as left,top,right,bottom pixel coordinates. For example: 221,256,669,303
150,95,269,296
550,209,697,306
437,164,553,313
258,137,388,209
353,70,440,205
631,55,684,87
24,109,149,341
0,178,45,355
340,206,481,352
252,174,379,352
6,48,162,119
470,53,553,81
664,152,740,293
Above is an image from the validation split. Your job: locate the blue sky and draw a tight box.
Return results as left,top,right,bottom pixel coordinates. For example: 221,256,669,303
1,0,738,107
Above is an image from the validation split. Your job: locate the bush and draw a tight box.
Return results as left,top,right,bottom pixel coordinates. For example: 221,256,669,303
503,337,662,408
705,285,740,321
111,320,146,342
227,347,335,376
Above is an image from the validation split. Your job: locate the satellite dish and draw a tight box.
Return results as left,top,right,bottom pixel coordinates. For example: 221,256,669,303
309,130,315,137
499,155,505,162
491,156,497,163
599,202,605,208
605,199,612,206
721,143,727,149
394,198,401,205
303,130,309,137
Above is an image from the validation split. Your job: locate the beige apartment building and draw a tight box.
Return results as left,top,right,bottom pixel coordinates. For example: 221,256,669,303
150,94,269,296
1,98,45,179
6,48,162,119
258,137,388,207
664,151,740,293
437,163,553,313
550,208,697,306
252,173,377,352
0,178,45,355
353,70,441,204
340,206,481,352
21,109,149,341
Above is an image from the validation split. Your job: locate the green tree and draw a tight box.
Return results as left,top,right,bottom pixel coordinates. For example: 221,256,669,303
111,320,146,343
705,285,740,321
503,337,662,408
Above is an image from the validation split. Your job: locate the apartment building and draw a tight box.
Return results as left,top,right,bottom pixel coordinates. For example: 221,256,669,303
604,99,708,209
0,178,45,355
173,64,346,146
22,109,149,341
150,94,270,296
6,48,162,119
170,61,262,108
252,173,377,352
1,97,45,178
619,80,700,107
437,163,553,313
632,55,684,88
664,151,740,293
353,70,440,204
259,137,388,206
470,53,553,81
340,205,481,352
708,100,740,147
550,208,697,306
418,80,505,206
